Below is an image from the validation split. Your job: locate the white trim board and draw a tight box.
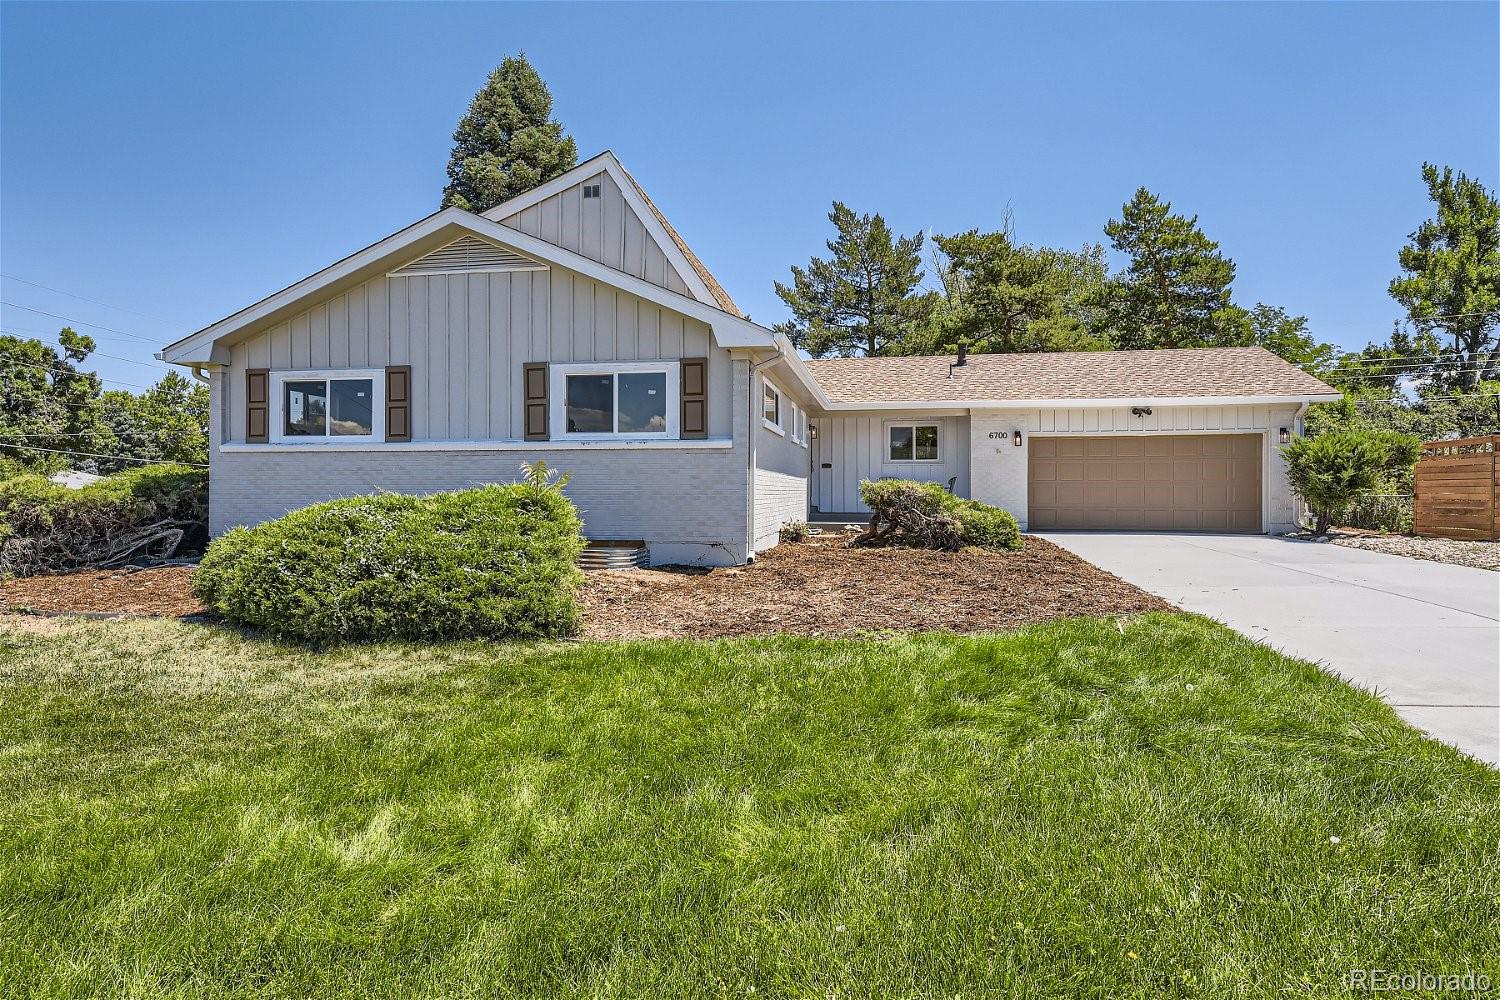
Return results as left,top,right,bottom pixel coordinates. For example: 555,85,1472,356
219,437,734,454
827,393,1341,412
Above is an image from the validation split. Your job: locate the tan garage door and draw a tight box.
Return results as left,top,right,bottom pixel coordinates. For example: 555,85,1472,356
1029,434,1262,532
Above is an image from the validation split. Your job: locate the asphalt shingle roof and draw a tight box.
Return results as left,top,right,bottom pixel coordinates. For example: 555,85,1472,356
803,347,1339,404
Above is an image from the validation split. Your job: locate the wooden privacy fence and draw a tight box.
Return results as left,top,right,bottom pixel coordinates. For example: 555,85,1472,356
1413,435,1500,541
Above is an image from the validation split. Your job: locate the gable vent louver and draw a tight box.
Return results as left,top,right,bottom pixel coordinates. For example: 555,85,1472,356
389,236,547,277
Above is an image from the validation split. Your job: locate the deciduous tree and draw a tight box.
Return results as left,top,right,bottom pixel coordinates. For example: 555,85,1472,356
0,329,112,471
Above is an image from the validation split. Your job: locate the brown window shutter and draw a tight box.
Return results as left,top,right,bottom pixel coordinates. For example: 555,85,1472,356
245,368,269,443
385,365,412,442
680,357,708,439
523,362,549,441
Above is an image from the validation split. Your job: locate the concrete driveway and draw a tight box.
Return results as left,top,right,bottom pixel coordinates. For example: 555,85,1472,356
1040,532,1500,764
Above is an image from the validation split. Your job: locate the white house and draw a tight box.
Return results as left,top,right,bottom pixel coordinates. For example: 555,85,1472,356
159,152,1340,565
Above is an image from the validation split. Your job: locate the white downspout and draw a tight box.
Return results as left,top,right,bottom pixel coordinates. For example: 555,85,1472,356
745,344,786,563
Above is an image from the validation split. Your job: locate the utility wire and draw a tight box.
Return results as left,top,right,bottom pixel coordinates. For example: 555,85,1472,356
0,442,207,467
0,356,152,390
0,274,184,327
0,300,160,345
0,338,166,372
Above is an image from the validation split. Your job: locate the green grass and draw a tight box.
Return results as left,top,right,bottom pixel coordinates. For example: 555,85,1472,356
1,614,1496,999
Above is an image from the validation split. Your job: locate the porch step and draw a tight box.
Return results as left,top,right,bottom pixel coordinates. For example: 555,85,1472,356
578,540,649,571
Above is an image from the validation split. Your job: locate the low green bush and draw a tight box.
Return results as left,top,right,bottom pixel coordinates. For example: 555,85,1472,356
856,479,1022,551
0,463,207,576
192,469,586,644
1284,429,1420,534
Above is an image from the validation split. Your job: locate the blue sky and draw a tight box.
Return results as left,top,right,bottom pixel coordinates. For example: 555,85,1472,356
2,1,1496,392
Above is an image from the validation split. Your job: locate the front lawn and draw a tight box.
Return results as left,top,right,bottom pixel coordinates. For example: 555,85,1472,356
1,614,1496,998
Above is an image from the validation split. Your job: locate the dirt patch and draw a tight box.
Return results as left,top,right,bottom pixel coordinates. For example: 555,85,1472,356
577,535,1169,640
0,536,1170,638
0,566,205,618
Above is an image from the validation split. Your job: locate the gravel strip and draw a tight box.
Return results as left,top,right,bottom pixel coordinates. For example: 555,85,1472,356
1328,533,1500,572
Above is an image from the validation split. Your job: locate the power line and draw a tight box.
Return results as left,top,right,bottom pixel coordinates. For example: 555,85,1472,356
0,273,184,327
0,300,160,345
0,334,168,371
1318,359,1498,377
0,441,206,468
0,355,152,390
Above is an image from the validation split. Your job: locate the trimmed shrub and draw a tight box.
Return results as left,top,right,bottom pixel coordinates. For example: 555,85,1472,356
1284,429,1420,534
855,479,1022,551
0,464,207,576
192,476,586,644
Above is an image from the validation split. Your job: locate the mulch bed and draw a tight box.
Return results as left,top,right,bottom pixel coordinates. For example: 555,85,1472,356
576,535,1169,640
0,536,1171,638
0,565,204,618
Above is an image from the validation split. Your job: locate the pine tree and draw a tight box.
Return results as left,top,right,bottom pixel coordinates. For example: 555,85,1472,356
1104,188,1250,349
926,223,1112,355
441,54,578,213
1388,164,1500,388
773,202,934,357
0,329,114,471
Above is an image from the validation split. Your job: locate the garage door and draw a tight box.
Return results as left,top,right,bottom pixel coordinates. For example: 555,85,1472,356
1029,434,1262,532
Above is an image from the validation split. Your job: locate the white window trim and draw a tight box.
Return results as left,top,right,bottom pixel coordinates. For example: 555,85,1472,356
269,369,385,444
549,361,680,441
762,378,785,436
887,422,942,463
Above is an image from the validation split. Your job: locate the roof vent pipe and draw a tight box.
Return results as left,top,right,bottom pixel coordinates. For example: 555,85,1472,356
949,341,968,379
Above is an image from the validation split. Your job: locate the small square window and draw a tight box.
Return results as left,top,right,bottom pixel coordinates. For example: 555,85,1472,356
583,184,601,199
889,423,939,461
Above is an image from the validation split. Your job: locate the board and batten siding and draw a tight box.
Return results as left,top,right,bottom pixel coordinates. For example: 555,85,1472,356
810,413,971,515
969,403,1303,532
222,262,729,444
499,172,695,300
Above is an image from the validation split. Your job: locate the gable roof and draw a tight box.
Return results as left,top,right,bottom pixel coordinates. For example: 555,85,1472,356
158,207,777,367
482,151,743,317
804,347,1340,408
615,163,742,317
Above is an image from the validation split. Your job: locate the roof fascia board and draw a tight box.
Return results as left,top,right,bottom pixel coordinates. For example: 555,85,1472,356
162,208,775,364
820,393,1342,412
481,151,720,310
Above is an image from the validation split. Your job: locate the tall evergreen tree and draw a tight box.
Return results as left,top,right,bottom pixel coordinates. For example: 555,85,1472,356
773,202,934,357
441,54,578,213
926,224,1111,354
1388,164,1500,388
1103,188,1250,349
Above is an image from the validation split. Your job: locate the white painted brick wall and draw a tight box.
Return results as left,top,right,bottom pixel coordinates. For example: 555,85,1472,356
210,359,756,566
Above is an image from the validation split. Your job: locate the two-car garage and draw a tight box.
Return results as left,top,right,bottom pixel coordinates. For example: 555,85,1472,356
1028,434,1263,532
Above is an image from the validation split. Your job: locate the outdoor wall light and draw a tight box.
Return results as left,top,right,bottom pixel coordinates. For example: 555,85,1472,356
1279,427,1290,445
1013,429,1023,447
809,423,818,440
